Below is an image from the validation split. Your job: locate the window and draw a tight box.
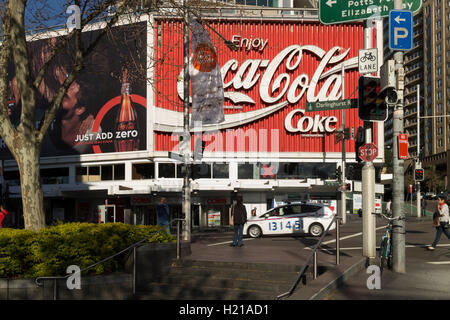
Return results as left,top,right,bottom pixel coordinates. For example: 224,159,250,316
132,163,155,179
192,163,211,179
4,170,20,186
101,165,113,181
158,163,175,178
212,163,229,179
238,163,257,179
114,164,125,180
301,204,322,214
76,164,124,182
40,167,69,184
87,166,100,182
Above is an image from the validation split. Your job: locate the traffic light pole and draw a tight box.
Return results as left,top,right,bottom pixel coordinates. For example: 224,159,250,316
362,21,376,259
340,62,347,225
392,0,406,273
416,84,421,218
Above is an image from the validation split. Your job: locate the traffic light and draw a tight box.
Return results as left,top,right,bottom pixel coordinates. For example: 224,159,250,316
358,76,388,121
345,183,352,192
414,168,424,181
355,126,365,163
343,128,350,140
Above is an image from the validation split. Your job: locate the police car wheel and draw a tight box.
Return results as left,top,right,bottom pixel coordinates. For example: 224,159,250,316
248,225,262,238
309,223,324,237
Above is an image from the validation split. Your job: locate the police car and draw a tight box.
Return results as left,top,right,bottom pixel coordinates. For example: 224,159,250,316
244,202,336,238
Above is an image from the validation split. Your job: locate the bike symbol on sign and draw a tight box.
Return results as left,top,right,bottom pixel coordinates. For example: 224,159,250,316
360,52,376,63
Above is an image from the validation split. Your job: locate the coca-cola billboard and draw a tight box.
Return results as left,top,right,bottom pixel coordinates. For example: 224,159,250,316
153,20,375,154
0,22,147,159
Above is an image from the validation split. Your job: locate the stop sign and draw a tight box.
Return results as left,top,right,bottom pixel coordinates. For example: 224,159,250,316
358,143,378,162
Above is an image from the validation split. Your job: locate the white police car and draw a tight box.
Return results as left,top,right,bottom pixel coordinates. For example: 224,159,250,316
244,202,336,238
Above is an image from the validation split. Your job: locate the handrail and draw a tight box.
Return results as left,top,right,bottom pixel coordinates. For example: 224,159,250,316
35,219,181,299
276,214,339,300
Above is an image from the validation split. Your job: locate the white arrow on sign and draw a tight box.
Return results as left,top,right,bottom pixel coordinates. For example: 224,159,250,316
326,0,337,7
394,15,406,24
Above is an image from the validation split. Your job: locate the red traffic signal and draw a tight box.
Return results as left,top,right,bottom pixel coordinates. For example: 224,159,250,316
414,169,424,181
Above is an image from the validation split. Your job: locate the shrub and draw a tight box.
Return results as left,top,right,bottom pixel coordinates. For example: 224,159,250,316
0,223,175,279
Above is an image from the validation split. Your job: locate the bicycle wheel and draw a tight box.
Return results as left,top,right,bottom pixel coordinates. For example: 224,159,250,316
379,237,388,273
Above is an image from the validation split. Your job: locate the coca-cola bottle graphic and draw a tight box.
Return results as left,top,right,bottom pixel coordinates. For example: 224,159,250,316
114,69,139,152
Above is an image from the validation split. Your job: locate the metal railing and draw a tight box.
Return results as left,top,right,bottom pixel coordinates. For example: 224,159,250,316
35,219,185,300
276,214,341,300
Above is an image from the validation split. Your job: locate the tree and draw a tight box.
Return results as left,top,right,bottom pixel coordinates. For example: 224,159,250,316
0,0,236,232
0,0,140,231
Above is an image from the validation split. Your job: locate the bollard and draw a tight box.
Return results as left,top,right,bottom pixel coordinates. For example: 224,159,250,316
336,217,340,265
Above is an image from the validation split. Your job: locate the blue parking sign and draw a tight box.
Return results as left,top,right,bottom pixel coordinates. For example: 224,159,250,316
389,10,413,51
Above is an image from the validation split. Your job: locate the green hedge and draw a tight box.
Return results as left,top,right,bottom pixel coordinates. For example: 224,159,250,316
0,223,175,279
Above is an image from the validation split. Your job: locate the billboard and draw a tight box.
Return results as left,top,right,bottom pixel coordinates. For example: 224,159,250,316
152,20,374,154
0,22,147,159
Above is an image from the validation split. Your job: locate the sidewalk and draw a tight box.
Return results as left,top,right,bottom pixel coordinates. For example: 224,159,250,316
187,215,450,300
322,218,450,300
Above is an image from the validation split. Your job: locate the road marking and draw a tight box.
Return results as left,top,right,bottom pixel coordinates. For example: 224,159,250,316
426,261,450,265
207,238,254,247
309,243,450,251
321,226,386,245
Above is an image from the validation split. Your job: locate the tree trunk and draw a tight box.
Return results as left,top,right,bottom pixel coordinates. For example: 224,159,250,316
16,142,46,232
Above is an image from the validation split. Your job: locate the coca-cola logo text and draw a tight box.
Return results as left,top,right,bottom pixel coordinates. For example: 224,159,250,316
177,44,355,134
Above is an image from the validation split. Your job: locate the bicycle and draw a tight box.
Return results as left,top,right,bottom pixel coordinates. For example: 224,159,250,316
376,212,404,273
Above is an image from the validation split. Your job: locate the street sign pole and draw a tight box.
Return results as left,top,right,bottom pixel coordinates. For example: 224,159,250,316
392,0,407,273
362,21,376,259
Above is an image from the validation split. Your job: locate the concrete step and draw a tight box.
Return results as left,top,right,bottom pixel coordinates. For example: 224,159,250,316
160,265,301,283
136,259,324,300
140,273,294,294
174,259,304,273
135,283,276,300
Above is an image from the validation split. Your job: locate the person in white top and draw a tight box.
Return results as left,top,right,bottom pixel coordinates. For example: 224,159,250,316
427,195,450,251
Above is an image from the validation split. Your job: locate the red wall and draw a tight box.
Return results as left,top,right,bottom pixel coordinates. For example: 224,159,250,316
153,19,372,154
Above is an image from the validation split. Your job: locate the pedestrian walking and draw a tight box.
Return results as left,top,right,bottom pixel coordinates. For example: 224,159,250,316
427,195,450,251
230,196,247,247
157,197,171,234
0,205,8,228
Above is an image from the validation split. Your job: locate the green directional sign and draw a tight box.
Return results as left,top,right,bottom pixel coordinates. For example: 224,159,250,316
319,0,422,25
305,99,357,112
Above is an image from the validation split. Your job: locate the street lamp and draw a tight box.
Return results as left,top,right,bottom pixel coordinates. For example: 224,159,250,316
180,4,237,242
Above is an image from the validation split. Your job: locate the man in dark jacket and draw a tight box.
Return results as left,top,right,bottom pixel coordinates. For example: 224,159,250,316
157,197,170,234
231,196,247,247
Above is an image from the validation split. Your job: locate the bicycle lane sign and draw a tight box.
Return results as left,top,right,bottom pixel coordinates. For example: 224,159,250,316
358,48,378,75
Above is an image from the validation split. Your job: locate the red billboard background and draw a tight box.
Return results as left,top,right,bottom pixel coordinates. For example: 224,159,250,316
153,19,374,154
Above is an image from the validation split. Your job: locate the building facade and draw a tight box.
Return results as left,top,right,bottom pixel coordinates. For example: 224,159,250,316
384,0,450,192
0,8,385,230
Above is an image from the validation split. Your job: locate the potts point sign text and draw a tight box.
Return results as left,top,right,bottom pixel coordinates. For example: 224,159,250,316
319,0,422,24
